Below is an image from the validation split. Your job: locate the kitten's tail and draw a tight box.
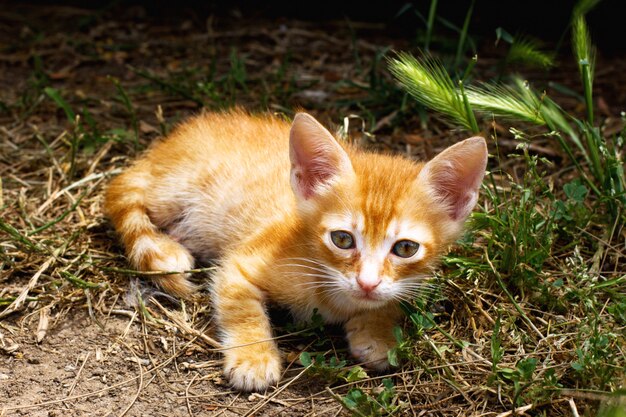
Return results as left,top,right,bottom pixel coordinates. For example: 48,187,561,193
104,161,196,297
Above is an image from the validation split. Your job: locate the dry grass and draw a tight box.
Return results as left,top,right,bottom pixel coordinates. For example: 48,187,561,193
1,4,625,416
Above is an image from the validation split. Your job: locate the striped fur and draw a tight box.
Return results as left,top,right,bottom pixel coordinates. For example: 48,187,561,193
104,109,487,391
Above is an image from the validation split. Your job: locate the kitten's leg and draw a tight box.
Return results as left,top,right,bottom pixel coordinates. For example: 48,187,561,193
344,306,402,370
211,260,281,392
104,162,195,297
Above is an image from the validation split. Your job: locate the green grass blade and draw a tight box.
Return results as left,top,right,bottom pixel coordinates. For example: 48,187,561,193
458,80,479,133
44,87,75,123
27,189,88,236
425,0,438,51
109,76,139,149
573,0,602,17
506,36,555,69
572,14,596,124
389,52,472,130
61,271,104,289
454,0,474,68
0,218,42,252
464,81,547,125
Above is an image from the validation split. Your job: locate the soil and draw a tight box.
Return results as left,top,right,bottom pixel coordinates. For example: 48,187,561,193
2,311,334,416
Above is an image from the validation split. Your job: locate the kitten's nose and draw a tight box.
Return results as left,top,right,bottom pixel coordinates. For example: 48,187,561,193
356,277,381,293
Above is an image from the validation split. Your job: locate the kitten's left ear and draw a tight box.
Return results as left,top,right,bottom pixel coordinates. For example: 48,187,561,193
419,137,488,221
289,113,354,200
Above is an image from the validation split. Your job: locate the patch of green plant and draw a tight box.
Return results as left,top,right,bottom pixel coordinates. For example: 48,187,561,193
397,297,471,382
284,307,325,337
109,76,139,148
552,179,590,224
133,48,260,110
489,315,546,405
389,0,625,225
395,2,477,56
294,309,370,384
597,394,626,417
300,351,368,384
43,86,140,178
571,314,622,390
342,378,402,416
606,296,626,325
225,48,248,97
495,28,555,70
475,143,559,304
386,326,410,367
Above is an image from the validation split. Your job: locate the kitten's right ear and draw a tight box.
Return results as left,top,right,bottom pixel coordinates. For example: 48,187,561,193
419,136,488,222
289,113,353,200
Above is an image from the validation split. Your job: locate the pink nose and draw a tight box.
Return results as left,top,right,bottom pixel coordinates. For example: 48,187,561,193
357,278,381,293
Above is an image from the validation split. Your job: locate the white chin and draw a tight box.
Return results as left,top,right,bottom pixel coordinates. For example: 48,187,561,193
350,295,388,309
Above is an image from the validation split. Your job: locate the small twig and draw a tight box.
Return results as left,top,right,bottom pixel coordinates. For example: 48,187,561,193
243,365,311,417
84,289,105,330
66,352,90,398
96,265,217,276
150,298,221,350
28,189,89,236
0,255,55,319
34,169,120,215
568,398,580,417
495,403,533,417
117,342,144,417
185,373,199,417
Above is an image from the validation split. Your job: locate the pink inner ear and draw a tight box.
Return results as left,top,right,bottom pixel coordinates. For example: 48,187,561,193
292,143,340,199
290,113,351,200
424,137,488,221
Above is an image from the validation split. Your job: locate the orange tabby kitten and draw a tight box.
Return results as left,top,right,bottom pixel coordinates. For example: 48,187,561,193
104,109,487,391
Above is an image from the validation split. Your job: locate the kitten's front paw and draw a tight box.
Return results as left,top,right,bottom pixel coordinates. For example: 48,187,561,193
223,344,282,392
347,331,396,371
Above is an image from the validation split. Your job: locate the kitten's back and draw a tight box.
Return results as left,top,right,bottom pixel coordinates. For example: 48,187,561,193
104,110,296,295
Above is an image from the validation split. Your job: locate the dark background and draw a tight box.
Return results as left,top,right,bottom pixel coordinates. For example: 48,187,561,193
3,0,624,54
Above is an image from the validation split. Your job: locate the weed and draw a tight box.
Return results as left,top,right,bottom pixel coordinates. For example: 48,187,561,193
300,357,367,386
110,76,139,148
43,86,138,172
453,0,474,68
387,2,624,412
389,0,625,225
342,379,402,416
506,35,555,70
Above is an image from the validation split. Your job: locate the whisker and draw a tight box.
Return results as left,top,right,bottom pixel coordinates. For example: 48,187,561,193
279,264,331,274
280,257,343,275
283,272,333,279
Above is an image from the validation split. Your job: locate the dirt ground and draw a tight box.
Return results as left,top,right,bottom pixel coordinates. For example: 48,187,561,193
1,3,625,417
2,310,344,416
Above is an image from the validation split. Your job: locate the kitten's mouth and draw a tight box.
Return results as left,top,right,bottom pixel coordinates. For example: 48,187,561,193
354,291,381,302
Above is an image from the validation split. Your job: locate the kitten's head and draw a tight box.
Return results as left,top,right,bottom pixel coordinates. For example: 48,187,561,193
289,113,487,311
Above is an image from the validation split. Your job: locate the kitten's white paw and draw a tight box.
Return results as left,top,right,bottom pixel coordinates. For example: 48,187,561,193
150,237,194,271
131,235,196,297
224,346,282,392
347,332,395,371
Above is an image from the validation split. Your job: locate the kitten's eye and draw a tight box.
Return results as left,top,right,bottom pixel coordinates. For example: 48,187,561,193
330,230,355,250
391,240,420,258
